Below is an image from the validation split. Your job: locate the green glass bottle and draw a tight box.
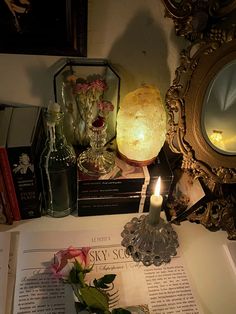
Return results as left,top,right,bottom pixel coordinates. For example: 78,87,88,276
40,102,77,217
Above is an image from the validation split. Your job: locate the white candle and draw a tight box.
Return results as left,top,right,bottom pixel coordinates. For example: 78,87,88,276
148,177,163,225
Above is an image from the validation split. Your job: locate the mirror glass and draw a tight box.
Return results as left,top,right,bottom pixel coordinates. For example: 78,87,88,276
202,60,236,155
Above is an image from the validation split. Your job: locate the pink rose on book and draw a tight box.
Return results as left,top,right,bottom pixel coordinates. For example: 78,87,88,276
51,246,90,279
50,246,127,313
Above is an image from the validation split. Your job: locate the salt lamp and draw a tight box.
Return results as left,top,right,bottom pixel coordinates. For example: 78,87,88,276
209,129,225,151
116,85,167,166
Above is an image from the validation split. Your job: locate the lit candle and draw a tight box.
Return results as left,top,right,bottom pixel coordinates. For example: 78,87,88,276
148,177,163,225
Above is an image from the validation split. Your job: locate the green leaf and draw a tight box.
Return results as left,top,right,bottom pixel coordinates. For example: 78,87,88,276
92,279,98,289
94,274,116,288
101,274,116,284
80,286,109,311
84,264,94,273
69,267,78,283
78,272,85,284
74,302,87,312
69,267,86,286
74,259,83,272
93,279,110,289
112,308,131,314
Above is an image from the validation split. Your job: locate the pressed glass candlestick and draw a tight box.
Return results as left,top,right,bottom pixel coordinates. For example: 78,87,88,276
121,215,179,266
77,116,115,176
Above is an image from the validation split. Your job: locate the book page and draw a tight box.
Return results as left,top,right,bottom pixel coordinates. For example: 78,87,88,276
7,106,39,147
13,230,202,314
223,242,236,276
0,232,11,314
6,232,19,314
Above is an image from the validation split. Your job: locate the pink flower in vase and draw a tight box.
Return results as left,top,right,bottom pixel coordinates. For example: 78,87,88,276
90,79,107,94
88,79,108,105
73,82,90,95
97,100,114,119
65,74,77,84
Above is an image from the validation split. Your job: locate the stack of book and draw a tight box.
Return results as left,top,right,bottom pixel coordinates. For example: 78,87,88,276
77,148,173,216
0,104,45,223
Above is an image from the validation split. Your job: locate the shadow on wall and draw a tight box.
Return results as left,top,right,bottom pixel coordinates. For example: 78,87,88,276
0,54,60,107
107,9,170,100
168,24,187,83
25,59,58,107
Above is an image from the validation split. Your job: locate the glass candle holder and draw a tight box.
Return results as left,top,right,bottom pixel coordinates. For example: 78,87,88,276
77,116,115,176
121,215,179,266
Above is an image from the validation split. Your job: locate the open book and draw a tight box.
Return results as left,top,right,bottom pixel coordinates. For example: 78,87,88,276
0,233,10,314
223,242,236,276
1,230,203,314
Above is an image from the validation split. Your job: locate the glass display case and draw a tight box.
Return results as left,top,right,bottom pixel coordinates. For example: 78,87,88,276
53,58,120,147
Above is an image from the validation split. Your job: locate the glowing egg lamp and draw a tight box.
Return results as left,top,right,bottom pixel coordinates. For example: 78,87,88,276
116,85,167,166
209,129,225,151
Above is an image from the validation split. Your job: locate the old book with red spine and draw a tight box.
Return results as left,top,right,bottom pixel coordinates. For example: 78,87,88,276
0,147,21,221
0,105,21,221
0,166,13,224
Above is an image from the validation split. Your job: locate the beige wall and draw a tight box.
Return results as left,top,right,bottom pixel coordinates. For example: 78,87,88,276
0,0,186,107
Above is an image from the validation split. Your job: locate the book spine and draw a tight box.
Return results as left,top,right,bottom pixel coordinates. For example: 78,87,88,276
78,195,150,216
78,180,144,197
146,178,173,196
0,166,13,224
0,147,21,221
0,190,7,224
78,179,172,197
7,147,41,219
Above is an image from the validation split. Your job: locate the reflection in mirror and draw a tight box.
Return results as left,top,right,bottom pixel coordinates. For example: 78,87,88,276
202,60,236,155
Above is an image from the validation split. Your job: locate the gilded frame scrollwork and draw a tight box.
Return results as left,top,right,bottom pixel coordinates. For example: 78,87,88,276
162,0,236,41
162,0,236,239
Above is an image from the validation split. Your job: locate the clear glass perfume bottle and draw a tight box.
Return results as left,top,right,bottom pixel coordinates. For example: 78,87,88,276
40,102,77,217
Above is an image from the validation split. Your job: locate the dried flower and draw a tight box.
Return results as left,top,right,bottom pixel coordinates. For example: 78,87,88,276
74,82,90,94
90,79,107,93
97,100,114,113
73,79,107,98
70,78,113,145
66,74,77,83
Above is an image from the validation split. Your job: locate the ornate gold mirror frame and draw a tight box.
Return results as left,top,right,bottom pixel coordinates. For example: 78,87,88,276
162,0,236,239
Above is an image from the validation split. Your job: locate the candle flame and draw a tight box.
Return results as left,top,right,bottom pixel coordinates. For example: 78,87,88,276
154,177,161,196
